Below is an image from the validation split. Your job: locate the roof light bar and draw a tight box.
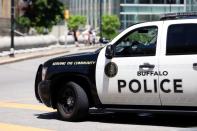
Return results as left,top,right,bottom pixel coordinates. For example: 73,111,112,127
160,12,197,20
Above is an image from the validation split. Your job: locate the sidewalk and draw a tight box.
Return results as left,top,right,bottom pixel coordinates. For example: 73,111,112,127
0,44,101,65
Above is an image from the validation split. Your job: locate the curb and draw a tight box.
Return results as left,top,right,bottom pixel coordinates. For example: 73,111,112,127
0,45,101,65
0,49,69,65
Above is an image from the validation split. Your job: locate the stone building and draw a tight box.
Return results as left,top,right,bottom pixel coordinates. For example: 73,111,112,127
0,0,22,36
0,0,11,36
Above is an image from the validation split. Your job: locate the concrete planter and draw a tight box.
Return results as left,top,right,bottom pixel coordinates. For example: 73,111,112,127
0,35,58,52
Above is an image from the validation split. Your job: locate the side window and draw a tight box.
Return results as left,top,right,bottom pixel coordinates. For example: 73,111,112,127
167,24,197,55
114,26,158,57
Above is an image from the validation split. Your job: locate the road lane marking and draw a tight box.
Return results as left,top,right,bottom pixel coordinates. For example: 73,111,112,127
0,101,54,112
0,122,54,131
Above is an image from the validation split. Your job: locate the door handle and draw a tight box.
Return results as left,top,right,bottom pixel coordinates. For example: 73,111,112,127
139,63,155,71
193,63,197,70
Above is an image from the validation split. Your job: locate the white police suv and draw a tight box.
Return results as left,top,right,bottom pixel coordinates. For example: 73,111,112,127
35,12,197,121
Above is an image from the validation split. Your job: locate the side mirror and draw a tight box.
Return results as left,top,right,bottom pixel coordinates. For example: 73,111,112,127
105,45,114,59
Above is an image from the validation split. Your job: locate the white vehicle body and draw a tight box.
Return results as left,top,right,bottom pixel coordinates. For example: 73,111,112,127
36,14,197,121
96,19,197,107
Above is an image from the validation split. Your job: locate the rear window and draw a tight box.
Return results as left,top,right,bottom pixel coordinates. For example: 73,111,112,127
166,24,197,55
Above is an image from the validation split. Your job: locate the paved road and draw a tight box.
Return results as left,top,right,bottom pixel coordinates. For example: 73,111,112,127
0,48,197,131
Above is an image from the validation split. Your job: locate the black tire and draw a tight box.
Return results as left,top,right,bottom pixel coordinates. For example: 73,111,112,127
35,64,43,103
57,81,89,121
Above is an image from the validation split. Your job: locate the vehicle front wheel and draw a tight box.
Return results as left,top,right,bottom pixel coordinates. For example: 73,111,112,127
57,81,89,121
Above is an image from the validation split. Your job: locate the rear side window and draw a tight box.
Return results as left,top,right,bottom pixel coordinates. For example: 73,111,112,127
166,24,197,55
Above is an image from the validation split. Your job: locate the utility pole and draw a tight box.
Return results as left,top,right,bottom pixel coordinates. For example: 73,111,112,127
10,0,15,57
99,0,103,41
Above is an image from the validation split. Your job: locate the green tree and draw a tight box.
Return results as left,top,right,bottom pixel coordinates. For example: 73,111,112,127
17,0,65,34
67,15,86,31
102,15,120,40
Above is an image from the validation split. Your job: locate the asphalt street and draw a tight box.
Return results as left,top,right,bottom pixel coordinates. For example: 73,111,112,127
0,48,197,131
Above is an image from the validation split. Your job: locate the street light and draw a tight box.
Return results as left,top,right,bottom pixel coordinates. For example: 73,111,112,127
10,0,15,57
99,0,103,41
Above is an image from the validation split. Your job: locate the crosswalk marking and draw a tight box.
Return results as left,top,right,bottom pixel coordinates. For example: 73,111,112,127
0,122,54,131
0,101,54,112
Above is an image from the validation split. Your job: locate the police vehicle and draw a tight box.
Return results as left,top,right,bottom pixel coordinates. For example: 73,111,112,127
35,12,197,121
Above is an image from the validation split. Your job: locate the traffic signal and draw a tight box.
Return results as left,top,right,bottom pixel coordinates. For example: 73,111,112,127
64,10,70,20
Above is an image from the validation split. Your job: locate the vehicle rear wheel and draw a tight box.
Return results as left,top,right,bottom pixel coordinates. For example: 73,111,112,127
57,81,89,121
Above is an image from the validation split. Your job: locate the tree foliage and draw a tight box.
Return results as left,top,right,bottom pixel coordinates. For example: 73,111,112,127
16,0,65,34
17,16,31,28
102,15,120,40
67,15,86,31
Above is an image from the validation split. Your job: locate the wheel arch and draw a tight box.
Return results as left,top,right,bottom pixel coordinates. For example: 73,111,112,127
35,64,43,103
50,73,101,109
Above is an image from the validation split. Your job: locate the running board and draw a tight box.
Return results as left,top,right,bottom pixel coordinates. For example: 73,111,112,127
104,108,197,114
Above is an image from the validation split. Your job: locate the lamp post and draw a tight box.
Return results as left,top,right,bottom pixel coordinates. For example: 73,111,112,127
10,0,15,57
99,0,102,41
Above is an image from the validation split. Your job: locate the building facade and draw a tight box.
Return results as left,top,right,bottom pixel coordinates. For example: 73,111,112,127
0,0,20,36
0,0,11,35
120,0,186,29
69,0,197,30
69,0,120,29
0,0,11,19
186,0,197,12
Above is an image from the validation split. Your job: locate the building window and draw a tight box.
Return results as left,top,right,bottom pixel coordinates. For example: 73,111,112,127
167,0,184,4
121,0,185,4
139,0,150,4
152,0,164,4
125,0,135,4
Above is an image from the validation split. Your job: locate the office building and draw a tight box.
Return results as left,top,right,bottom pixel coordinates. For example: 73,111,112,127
69,0,197,30
69,0,120,29
120,0,197,29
